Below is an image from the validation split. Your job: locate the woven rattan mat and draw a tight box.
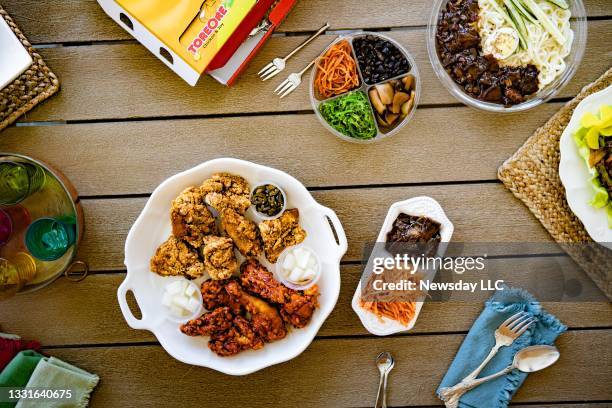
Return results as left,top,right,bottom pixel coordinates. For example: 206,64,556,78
498,67,612,299
0,5,59,131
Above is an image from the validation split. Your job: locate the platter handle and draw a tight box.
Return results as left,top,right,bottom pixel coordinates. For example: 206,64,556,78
117,277,151,330
318,205,348,257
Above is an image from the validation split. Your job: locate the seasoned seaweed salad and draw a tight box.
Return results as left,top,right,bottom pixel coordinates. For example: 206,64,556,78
318,91,377,140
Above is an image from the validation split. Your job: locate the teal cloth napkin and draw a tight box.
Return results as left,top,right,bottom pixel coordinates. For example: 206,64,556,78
15,357,99,408
0,351,44,408
436,287,566,408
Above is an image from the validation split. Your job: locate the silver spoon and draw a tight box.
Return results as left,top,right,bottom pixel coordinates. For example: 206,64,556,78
375,352,395,408
440,345,560,408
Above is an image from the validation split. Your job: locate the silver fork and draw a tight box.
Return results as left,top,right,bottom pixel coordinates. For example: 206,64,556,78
273,57,317,98
439,311,536,408
258,22,329,81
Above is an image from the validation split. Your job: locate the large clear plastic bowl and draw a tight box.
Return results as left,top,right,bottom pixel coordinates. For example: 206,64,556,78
310,32,421,143
426,0,587,113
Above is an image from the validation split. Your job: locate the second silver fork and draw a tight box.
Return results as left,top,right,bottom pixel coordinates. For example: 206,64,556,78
273,57,317,98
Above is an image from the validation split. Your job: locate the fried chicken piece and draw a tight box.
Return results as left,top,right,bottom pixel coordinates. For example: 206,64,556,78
200,236,238,280
280,285,319,328
170,186,217,248
201,173,251,214
181,307,264,357
225,281,286,342
240,259,318,328
240,259,287,304
200,278,233,314
258,208,306,263
150,236,205,279
200,278,241,314
209,315,264,356
220,208,262,258
180,307,234,336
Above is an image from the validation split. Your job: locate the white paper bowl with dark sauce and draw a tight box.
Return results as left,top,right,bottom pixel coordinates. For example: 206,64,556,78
352,196,454,336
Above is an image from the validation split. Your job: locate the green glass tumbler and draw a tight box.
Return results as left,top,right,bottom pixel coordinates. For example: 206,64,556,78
0,161,46,205
25,217,76,261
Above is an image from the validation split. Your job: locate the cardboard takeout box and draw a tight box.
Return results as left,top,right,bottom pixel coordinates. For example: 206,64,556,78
97,0,297,86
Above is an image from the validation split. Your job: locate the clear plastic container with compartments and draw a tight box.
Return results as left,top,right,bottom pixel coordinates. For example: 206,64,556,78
310,32,421,144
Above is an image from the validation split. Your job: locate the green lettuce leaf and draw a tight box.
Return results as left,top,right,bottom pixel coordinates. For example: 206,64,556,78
573,124,612,227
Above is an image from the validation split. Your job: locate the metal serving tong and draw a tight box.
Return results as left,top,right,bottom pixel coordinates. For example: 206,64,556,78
258,22,329,81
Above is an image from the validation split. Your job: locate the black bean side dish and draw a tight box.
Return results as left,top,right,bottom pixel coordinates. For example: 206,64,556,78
252,184,284,217
435,0,539,106
353,35,410,85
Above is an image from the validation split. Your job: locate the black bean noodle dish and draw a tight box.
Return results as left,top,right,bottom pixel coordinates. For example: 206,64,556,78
435,0,574,106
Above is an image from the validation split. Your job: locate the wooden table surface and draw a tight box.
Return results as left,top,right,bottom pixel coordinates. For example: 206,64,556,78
1,1,611,407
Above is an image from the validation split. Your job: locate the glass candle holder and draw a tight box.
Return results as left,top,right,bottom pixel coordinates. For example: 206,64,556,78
25,217,77,261
11,252,37,283
0,161,46,205
0,258,21,300
2,205,31,234
0,209,12,246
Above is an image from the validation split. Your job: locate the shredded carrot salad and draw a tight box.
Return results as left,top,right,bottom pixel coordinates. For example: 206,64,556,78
314,40,360,99
360,269,425,327
360,300,417,327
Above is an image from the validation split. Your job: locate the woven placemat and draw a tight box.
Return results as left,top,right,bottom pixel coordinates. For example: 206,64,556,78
498,67,612,299
0,5,59,131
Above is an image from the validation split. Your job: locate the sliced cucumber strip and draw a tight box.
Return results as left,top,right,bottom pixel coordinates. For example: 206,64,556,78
521,0,566,44
545,0,569,10
489,0,517,27
503,0,529,49
510,0,539,25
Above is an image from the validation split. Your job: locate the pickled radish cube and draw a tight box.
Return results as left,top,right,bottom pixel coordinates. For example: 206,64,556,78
162,292,173,307
295,249,310,269
180,280,189,292
303,268,316,281
289,267,305,282
166,280,183,295
282,253,296,271
187,297,200,313
169,304,184,316
185,284,197,297
173,296,190,310
307,256,317,269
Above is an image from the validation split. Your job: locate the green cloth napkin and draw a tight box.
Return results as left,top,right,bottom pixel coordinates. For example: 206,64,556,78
15,357,99,408
0,351,44,408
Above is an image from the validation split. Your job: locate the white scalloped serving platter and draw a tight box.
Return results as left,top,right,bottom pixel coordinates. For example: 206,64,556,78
118,158,347,375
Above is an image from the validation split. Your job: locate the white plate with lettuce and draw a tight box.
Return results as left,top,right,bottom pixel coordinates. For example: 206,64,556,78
559,85,612,248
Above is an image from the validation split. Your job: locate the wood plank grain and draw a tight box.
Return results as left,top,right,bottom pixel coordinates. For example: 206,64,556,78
43,330,611,407
14,21,611,121
68,184,553,271
2,266,610,346
2,105,562,195
4,1,609,44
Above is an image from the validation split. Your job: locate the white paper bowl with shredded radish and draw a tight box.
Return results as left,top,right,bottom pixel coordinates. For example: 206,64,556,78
352,196,454,336
118,158,347,375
